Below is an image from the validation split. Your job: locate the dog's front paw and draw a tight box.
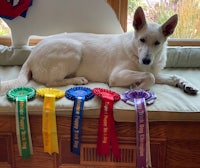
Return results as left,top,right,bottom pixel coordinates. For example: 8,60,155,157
73,77,88,85
176,81,198,95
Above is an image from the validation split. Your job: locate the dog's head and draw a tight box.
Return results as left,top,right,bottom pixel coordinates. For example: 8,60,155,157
133,7,178,66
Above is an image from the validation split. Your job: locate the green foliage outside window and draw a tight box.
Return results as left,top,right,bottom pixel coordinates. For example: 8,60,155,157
128,0,200,38
0,18,10,35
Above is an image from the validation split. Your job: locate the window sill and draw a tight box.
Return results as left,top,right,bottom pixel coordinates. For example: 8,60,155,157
168,39,200,46
0,36,200,47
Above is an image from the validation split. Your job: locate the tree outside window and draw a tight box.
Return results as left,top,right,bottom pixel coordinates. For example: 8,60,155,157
128,0,200,38
0,18,10,35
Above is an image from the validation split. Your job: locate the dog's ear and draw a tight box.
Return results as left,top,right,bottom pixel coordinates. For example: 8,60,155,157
133,7,146,31
161,14,178,37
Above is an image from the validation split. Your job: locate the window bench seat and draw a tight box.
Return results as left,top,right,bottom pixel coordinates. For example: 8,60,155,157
0,66,200,122
0,53,200,168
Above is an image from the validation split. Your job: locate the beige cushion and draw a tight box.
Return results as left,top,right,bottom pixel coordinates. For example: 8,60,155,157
1,45,200,67
0,66,200,122
166,47,200,68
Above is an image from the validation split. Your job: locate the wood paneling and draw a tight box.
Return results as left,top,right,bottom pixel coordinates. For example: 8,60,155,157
0,133,14,168
0,115,199,168
106,0,128,32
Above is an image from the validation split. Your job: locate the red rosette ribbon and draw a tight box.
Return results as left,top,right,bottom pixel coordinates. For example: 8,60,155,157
93,88,121,158
0,0,32,20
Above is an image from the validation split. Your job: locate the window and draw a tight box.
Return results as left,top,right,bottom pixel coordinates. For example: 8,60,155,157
108,0,200,46
0,18,11,36
1,0,200,46
127,0,200,38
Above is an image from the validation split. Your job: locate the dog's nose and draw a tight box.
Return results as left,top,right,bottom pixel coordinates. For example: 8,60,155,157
142,58,151,65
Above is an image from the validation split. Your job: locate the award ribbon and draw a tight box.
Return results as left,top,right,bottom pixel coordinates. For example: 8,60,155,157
121,89,156,168
42,94,58,154
37,88,65,155
7,87,36,159
93,88,121,158
16,96,33,158
65,87,94,155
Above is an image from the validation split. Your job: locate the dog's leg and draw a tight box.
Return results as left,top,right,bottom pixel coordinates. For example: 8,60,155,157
109,69,155,90
155,73,198,95
46,77,88,87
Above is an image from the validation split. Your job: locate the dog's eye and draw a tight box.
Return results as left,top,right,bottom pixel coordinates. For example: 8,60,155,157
154,41,160,46
140,38,145,43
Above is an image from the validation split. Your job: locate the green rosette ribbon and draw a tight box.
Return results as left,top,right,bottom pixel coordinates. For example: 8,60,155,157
7,87,36,159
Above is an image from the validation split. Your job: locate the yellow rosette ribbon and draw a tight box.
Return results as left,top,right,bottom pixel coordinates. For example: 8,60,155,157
37,88,65,154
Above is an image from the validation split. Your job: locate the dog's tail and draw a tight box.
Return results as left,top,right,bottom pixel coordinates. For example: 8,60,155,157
1,62,31,95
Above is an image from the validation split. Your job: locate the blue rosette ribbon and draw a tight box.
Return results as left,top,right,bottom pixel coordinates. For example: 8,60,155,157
121,89,156,168
65,87,94,155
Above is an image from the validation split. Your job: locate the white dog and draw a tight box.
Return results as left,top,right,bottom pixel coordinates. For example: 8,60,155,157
1,7,198,95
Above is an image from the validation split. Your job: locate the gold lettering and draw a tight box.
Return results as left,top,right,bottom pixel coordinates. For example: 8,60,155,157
139,134,145,156
21,131,26,141
103,135,108,144
103,115,108,127
22,141,27,149
139,124,144,134
73,130,79,148
102,127,108,144
19,101,25,115
75,99,82,114
74,116,80,129
74,140,79,148
19,117,25,130
74,130,79,140
104,102,109,114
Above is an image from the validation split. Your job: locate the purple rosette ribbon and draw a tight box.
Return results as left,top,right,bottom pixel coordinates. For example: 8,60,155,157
121,89,156,168
121,89,156,106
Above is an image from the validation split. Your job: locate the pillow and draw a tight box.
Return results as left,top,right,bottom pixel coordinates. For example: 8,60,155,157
166,46,200,68
0,45,32,65
1,45,200,68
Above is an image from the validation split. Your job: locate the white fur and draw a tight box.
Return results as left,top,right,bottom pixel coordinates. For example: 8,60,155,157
1,7,198,95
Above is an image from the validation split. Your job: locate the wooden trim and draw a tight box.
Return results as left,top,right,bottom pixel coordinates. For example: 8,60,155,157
1,36,200,47
0,36,42,46
106,0,128,32
168,39,200,46
0,36,11,46
0,115,200,167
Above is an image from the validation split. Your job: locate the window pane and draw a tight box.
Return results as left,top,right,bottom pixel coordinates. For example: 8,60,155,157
0,18,11,36
128,0,200,39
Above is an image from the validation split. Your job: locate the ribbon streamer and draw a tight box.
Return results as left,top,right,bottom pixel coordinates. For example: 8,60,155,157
66,87,94,155
42,94,59,154
7,87,36,159
134,96,148,168
16,96,33,159
93,88,121,158
37,88,64,154
121,89,156,168
70,97,85,154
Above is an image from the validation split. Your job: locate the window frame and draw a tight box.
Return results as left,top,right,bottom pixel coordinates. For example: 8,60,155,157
107,0,200,47
0,0,200,47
